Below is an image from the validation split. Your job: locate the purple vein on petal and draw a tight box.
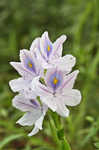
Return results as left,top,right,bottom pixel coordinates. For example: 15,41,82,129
40,86,53,94
10,62,33,77
18,101,36,109
54,37,65,57
30,99,40,108
60,74,74,90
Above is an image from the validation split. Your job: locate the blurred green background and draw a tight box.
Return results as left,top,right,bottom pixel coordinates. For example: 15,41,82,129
0,0,99,150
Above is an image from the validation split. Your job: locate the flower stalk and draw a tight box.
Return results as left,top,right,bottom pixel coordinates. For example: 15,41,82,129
50,112,71,150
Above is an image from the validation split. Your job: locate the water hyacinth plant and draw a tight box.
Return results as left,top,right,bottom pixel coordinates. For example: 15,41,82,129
9,31,82,150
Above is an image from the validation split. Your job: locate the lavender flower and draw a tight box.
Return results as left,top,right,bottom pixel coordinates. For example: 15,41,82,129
9,31,82,136
9,49,43,92
13,93,47,136
30,31,76,73
31,68,81,117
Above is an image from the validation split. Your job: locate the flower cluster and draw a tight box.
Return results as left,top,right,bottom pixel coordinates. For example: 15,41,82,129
9,31,81,136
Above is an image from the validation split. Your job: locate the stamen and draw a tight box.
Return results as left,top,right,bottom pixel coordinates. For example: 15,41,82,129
28,63,32,68
48,45,50,51
53,77,58,85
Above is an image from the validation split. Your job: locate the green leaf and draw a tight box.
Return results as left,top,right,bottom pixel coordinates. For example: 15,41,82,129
0,134,24,149
33,147,54,150
61,137,71,150
94,142,99,149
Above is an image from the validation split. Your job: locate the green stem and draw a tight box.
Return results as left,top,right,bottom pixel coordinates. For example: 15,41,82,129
57,128,71,150
50,112,71,150
61,137,71,150
49,114,60,147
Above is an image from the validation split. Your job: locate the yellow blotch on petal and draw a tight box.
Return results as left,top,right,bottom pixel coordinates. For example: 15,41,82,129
28,63,32,68
48,45,50,51
53,77,58,85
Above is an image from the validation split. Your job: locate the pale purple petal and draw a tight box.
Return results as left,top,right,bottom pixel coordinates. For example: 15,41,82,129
41,95,57,112
52,35,67,58
31,77,57,111
17,110,42,126
61,70,79,92
56,100,69,117
28,126,39,136
62,89,81,106
30,38,41,54
40,31,53,59
20,87,38,100
31,76,53,96
51,55,76,74
28,104,47,136
31,48,49,71
9,78,30,92
10,62,33,79
30,37,47,62
35,105,48,130
12,94,40,112
10,62,23,76
46,69,63,92
20,49,37,74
